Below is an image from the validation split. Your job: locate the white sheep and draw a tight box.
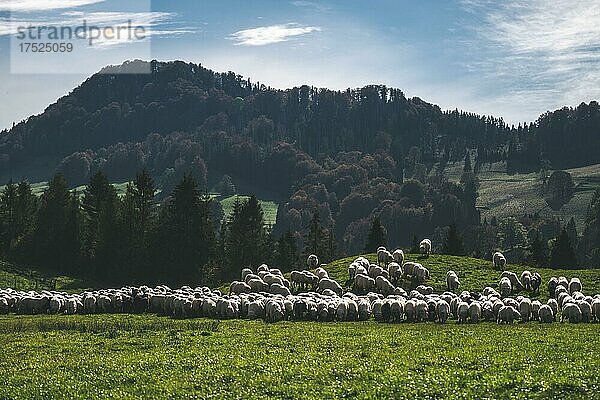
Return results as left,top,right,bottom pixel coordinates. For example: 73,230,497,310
375,276,395,296
419,239,432,257
392,249,404,264
497,305,521,324
500,277,512,297
521,271,532,291
501,271,524,292
307,254,319,270
538,304,554,323
377,249,393,266
493,251,506,269
457,302,469,323
446,271,460,292
468,302,482,323
436,300,450,323
562,303,582,323
569,277,582,295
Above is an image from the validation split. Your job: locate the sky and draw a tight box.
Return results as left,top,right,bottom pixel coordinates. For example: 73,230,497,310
1,0,600,129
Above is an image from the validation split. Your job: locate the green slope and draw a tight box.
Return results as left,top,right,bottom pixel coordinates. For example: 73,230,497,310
319,254,600,300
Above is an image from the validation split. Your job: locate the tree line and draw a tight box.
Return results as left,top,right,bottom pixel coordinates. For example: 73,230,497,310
0,171,344,286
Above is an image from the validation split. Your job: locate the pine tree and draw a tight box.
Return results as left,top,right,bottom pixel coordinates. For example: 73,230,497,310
411,235,419,253
0,180,18,254
118,171,157,283
32,174,80,272
304,208,326,258
158,174,215,286
529,229,547,266
82,171,119,278
550,228,578,269
442,224,464,255
364,217,386,253
275,230,298,272
565,217,578,250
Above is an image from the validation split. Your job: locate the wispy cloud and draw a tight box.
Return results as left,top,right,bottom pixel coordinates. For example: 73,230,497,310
229,23,320,46
460,0,600,120
0,0,104,12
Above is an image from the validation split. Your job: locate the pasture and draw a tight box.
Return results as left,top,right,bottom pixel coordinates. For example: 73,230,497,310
0,315,599,399
1,254,600,398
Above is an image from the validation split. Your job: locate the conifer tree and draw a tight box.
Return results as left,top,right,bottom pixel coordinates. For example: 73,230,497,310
550,228,578,269
442,223,464,255
364,217,386,253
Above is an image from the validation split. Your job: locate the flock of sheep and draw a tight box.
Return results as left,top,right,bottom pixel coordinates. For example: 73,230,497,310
1,242,600,325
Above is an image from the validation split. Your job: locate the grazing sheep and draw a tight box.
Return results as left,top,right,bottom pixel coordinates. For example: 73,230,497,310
307,254,319,270
419,239,432,257
270,283,291,297
547,299,559,318
317,278,343,297
392,249,405,264
557,276,569,289
538,304,554,323
375,276,395,296
354,274,376,294
257,264,270,273
457,302,469,323
591,299,600,322
500,277,512,297
569,278,582,295
521,271,532,291
493,252,506,270
468,302,482,323
497,305,521,324
241,268,253,281
578,300,592,323
437,300,450,323
548,277,559,298
230,281,252,295
446,271,460,292
519,298,532,322
530,272,542,294
562,303,582,323
387,262,403,284
315,267,329,280
377,249,393,266
501,271,524,292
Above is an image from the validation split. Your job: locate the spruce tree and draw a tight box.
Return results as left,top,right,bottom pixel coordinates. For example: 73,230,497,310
364,217,386,253
275,230,298,271
159,174,215,286
442,224,464,255
529,229,547,266
0,180,18,254
304,208,326,258
550,228,578,269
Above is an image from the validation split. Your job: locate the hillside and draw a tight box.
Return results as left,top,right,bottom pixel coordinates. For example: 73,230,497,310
443,161,600,231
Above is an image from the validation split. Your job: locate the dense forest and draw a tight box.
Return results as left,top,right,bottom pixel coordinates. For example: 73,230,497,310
1,60,599,280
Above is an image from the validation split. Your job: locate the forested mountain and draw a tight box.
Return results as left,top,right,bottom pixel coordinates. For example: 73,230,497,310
1,60,599,258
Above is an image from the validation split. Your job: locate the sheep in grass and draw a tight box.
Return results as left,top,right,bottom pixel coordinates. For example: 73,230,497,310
375,276,395,296
501,271,524,292
557,276,569,290
456,302,469,323
591,299,600,322
270,283,291,297
377,248,393,266
357,298,372,321
562,303,582,323
307,254,319,270
241,268,253,281
317,278,343,297
538,304,554,323
500,277,512,297
468,302,482,323
569,277,582,295
446,271,460,292
497,305,521,324
530,272,542,294
548,277,559,298
437,300,450,323
257,264,270,273
387,262,403,284
230,281,252,295
531,300,542,321
578,300,592,323
419,239,432,257
392,249,405,264
354,274,376,294
493,251,506,270
315,267,329,280
521,271,532,291
519,298,532,322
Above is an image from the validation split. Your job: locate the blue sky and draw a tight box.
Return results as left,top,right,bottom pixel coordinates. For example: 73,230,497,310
1,0,600,129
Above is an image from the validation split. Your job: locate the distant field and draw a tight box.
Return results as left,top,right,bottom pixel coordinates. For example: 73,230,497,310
220,194,278,226
0,315,599,399
0,182,279,227
443,161,600,231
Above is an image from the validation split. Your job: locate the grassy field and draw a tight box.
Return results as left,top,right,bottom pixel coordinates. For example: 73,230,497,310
0,315,599,399
220,194,279,226
2,254,600,398
0,260,90,293
443,161,600,232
